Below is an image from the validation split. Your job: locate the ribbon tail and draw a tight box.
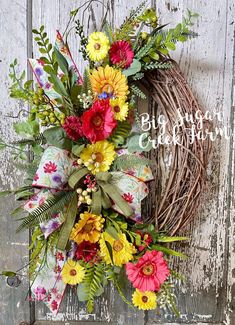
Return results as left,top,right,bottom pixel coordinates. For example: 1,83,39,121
101,188,112,210
101,183,133,218
57,193,78,251
68,167,88,189
91,188,102,215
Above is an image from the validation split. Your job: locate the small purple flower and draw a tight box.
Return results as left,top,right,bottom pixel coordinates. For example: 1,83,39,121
35,67,43,77
52,174,62,184
49,221,59,232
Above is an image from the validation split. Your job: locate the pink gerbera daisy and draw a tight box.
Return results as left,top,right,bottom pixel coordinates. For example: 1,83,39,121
125,250,170,292
109,40,134,69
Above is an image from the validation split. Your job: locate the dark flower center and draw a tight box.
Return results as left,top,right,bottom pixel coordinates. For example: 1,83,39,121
113,105,120,113
113,240,124,252
95,152,104,163
83,223,93,232
142,263,154,276
142,296,148,303
70,269,77,276
94,43,101,50
92,115,103,127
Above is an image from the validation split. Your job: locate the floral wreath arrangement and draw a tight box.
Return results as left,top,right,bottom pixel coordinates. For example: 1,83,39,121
1,2,211,316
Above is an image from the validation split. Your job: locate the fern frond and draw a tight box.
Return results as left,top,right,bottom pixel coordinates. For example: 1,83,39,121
77,264,104,312
16,191,74,232
109,121,131,147
142,62,173,71
131,72,144,81
135,33,159,60
103,21,113,43
11,133,46,146
82,68,92,95
107,267,134,309
130,85,146,99
120,1,147,29
112,154,151,171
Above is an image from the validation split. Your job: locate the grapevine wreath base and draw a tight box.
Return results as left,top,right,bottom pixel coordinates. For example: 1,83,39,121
1,3,212,317
143,62,212,234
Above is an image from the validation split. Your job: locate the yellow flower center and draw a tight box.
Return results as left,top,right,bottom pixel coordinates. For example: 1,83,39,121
142,263,154,276
83,223,93,232
113,240,124,252
101,83,114,94
94,43,101,50
92,116,103,127
95,152,104,163
142,296,148,303
70,269,77,276
113,105,120,113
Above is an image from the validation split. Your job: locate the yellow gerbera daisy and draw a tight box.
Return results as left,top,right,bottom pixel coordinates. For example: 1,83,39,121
61,259,85,285
90,66,129,99
70,211,104,244
99,232,136,266
110,98,129,121
80,140,116,175
86,32,110,62
132,289,157,310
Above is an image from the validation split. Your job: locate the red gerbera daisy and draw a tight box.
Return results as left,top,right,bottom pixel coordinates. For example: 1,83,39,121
62,116,83,141
109,40,134,69
126,250,169,292
75,241,99,262
81,99,117,143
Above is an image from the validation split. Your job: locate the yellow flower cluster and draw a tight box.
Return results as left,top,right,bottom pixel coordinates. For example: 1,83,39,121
99,232,136,267
80,140,116,175
132,289,157,310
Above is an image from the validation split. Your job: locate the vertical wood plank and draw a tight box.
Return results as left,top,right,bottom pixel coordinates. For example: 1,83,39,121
0,0,31,324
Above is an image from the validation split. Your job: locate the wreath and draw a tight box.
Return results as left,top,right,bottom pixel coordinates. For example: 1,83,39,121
0,3,211,316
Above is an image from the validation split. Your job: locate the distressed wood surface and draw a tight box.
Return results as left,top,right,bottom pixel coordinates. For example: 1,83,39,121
0,0,235,324
0,0,31,324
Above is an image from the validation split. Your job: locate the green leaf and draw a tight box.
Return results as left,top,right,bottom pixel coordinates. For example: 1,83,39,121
43,127,72,150
157,236,189,243
14,120,39,137
127,132,152,153
106,226,119,240
54,47,69,75
72,144,85,157
122,59,142,77
15,190,33,200
32,29,40,34
1,271,16,277
77,282,89,301
152,244,188,259
44,65,69,98
105,240,114,264
165,42,176,51
11,206,24,216
0,190,11,197
148,51,159,61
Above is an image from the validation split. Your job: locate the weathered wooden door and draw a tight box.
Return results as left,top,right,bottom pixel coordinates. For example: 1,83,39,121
1,0,235,324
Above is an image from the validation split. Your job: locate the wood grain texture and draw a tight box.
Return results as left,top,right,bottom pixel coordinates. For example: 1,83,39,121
0,0,234,324
0,0,31,325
